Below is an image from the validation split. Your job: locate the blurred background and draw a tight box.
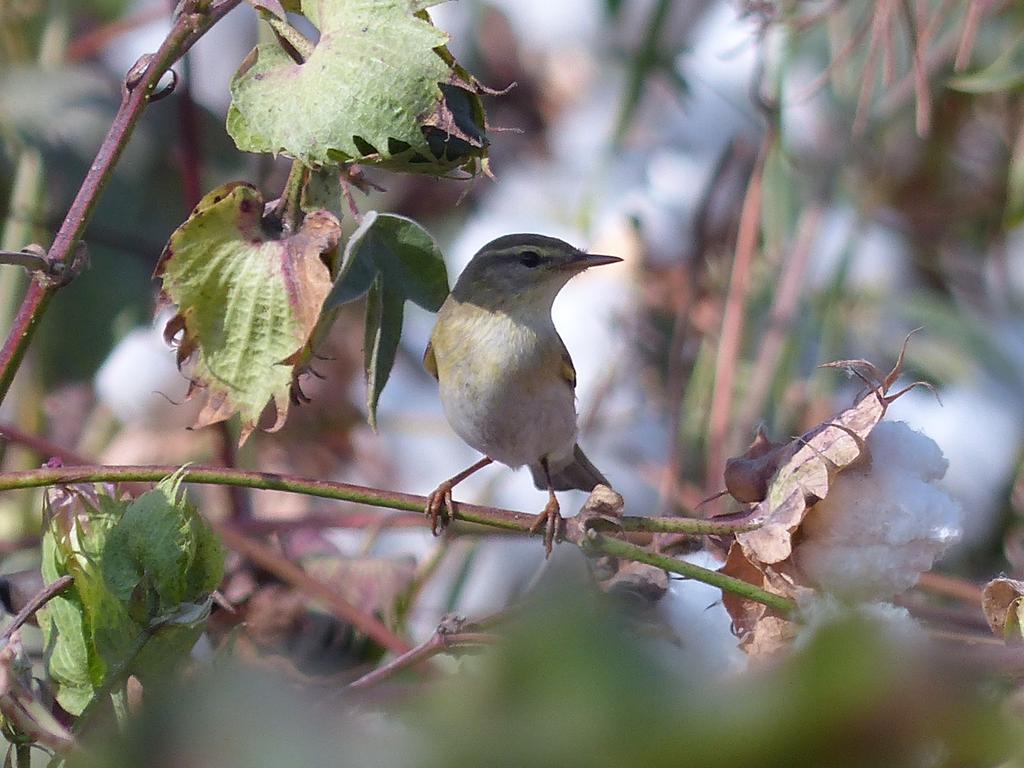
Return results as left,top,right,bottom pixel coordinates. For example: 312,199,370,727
3,0,1024,764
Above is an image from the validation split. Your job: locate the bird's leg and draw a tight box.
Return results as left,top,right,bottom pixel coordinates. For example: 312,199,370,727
425,457,494,535
529,458,561,557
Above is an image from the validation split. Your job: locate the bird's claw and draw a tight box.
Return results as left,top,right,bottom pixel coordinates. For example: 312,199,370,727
425,482,454,536
529,497,562,557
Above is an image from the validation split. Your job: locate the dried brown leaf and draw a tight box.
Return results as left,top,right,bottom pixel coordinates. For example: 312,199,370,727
982,577,1024,643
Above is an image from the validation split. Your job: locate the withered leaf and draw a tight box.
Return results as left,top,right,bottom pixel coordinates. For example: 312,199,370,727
719,543,808,657
982,577,1024,643
732,339,930,565
157,182,340,444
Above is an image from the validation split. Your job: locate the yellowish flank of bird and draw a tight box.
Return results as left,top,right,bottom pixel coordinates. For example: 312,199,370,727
423,233,621,554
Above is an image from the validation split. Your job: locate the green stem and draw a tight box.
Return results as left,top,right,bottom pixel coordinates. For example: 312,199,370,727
623,515,763,535
72,625,155,737
586,532,797,615
611,0,673,146
0,463,781,609
274,160,310,232
0,463,760,539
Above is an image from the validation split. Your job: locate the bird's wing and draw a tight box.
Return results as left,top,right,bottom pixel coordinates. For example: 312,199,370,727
423,341,439,380
557,336,576,391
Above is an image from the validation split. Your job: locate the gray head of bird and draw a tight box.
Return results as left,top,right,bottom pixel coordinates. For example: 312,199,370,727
451,233,622,313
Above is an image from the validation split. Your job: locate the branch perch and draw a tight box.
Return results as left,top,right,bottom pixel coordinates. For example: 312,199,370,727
0,463,776,608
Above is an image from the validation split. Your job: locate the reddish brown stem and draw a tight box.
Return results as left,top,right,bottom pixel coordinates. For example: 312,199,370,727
0,0,241,405
705,138,768,500
212,521,413,655
347,630,497,690
0,423,89,465
0,574,73,643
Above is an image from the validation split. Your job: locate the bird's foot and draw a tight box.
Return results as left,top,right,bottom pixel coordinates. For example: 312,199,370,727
529,495,562,557
425,482,455,536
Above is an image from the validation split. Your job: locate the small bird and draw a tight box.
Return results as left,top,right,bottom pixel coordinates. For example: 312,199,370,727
423,233,621,554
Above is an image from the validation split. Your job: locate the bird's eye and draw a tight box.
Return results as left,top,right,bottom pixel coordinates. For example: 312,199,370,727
519,250,541,268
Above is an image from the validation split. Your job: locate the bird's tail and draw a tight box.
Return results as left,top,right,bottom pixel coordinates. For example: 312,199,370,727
530,444,610,492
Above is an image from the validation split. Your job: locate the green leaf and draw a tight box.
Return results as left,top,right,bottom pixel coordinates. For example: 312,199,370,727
157,182,340,444
324,222,382,311
319,211,448,428
332,211,448,312
364,273,405,430
39,532,95,715
226,0,487,174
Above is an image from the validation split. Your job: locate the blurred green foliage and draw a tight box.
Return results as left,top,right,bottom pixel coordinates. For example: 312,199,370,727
38,471,222,715
69,590,1023,768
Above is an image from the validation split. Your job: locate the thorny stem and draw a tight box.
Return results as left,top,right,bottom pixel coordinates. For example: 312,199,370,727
0,0,242,405
585,532,797,615
0,464,770,601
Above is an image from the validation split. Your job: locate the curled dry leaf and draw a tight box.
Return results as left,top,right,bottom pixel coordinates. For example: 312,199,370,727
156,182,340,444
732,338,928,565
982,577,1024,643
719,337,933,654
719,542,810,657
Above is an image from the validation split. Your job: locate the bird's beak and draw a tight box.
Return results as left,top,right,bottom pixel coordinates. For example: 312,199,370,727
562,252,623,271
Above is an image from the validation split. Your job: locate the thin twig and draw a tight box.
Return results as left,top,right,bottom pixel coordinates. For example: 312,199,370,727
66,2,168,61
585,531,796,615
212,521,413,655
736,203,823,436
0,461,755,537
792,8,872,103
916,571,985,605
901,0,932,137
0,463,769,599
705,136,768,500
0,423,89,464
0,574,73,643
852,0,890,137
347,628,497,690
0,250,50,273
954,0,984,72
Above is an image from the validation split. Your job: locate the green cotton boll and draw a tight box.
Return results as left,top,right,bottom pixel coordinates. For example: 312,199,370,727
37,471,224,715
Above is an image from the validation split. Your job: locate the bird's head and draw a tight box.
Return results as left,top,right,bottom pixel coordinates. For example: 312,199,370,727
451,234,622,312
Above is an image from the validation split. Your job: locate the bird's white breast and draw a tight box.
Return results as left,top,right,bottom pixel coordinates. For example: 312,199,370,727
430,299,578,469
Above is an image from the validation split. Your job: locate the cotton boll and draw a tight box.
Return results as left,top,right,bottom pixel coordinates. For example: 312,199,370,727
793,420,961,600
94,322,194,428
865,419,949,482
894,381,1024,547
795,595,923,650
